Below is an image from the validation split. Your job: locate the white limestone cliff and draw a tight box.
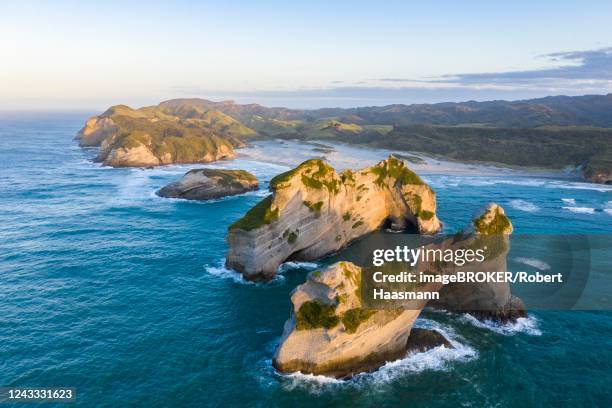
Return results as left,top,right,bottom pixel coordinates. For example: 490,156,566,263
226,157,442,280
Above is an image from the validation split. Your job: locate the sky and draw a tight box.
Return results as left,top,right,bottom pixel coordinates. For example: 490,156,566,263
1,0,612,110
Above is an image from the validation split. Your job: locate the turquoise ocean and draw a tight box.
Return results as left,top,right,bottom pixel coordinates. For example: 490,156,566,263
0,112,611,407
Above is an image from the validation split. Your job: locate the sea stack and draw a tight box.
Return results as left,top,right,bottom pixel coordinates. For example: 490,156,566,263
272,261,425,379
226,156,442,280
157,169,258,200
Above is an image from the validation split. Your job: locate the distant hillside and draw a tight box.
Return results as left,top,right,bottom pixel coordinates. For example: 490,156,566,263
166,94,612,128
77,96,612,183
311,94,612,128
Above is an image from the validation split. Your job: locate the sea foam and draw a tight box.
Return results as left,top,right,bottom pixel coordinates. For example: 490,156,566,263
509,199,539,213
461,314,542,336
278,318,476,393
514,257,551,271
278,261,319,272
204,259,286,286
562,206,596,214
205,259,317,285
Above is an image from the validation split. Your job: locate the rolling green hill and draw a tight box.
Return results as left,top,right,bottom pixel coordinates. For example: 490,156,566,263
78,96,612,182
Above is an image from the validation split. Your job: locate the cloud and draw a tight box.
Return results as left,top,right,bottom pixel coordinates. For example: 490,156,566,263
383,46,612,85
170,84,604,109
171,47,612,108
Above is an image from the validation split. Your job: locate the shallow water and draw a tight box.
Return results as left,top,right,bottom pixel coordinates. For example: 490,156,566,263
0,112,611,407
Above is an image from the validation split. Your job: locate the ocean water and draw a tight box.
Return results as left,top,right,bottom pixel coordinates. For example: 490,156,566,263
0,112,611,407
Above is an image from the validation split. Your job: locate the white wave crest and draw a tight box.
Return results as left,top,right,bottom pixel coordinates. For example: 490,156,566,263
245,189,272,198
509,199,539,213
547,182,612,192
281,371,344,392
204,261,255,285
461,314,542,336
561,198,576,205
278,261,319,273
203,259,285,285
514,257,551,271
279,318,476,393
204,258,313,285
365,320,476,384
605,209,612,216
562,206,595,214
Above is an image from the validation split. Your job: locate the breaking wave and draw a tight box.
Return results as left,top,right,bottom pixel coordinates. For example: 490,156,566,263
461,314,542,336
562,206,595,214
204,259,285,286
509,199,539,213
514,257,551,271
278,261,319,272
278,318,476,393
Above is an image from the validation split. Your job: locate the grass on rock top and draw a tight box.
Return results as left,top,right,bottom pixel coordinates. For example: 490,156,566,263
370,156,425,187
270,159,340,194
473,207,512,234
229,196,279,231
189,169,257,186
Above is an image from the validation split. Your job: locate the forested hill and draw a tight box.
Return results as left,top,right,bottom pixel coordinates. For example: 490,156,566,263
164,93,612,128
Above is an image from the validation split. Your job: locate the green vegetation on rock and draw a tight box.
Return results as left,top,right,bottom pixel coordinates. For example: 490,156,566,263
270,159,336,192
370,156,425,187
303,200,324,212
340,170,355,184
407,193,422,215
296,301,340,330
229,195,279,231
287,230,298,244
341,308,375,334
296,159,340,193
473,207,512,234
419,210,435,220
196,169,257,186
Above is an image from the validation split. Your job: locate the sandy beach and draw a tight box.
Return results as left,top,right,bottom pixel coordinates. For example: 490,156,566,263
238,139,574,179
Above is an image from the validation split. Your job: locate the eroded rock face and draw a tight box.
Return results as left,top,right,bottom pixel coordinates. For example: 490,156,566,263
157,169,258,200
226,157,442,280
272,261,421,379
96,133,236,168
76,117,118,147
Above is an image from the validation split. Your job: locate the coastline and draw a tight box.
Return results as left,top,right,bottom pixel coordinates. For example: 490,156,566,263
238,139,580,180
